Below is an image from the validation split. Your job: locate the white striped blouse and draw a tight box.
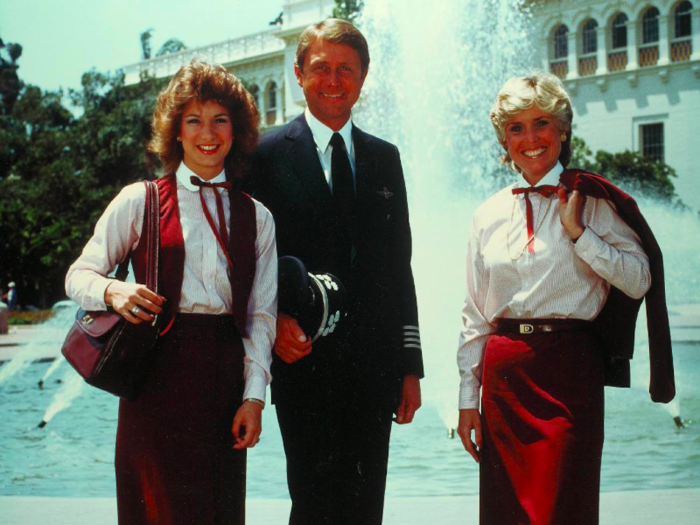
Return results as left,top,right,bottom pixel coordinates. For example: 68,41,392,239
66,163,277,404
457,162,651,410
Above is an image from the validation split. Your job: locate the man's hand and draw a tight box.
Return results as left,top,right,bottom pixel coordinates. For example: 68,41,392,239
274,314,312,363
457,408,482,463
395,375,421,424
558,187,585,240
104,281,165,325
232,400,263,449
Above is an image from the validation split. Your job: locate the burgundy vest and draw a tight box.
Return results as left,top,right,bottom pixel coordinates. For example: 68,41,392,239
132,174,257,337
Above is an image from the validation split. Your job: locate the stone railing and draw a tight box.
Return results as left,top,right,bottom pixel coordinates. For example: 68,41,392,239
121,29,284,85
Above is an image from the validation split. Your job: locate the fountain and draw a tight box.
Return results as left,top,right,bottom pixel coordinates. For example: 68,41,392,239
1,0,698,500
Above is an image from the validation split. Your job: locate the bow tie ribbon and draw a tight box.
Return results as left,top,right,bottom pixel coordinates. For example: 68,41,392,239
511,184,560,254
190,176,234,269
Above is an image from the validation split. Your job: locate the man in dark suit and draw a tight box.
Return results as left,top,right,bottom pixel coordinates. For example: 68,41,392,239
248,18,424,525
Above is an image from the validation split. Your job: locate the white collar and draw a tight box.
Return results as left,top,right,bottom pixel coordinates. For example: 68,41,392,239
304,107,354,155
176,162,227,192
515,161,564,189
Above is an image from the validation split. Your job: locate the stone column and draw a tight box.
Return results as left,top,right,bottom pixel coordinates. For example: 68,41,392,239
627,19,638,70
658,14,670,65
596,26,608,75
692,8,700,61
567,31,578,79
275,79,284,125
540,37,550,72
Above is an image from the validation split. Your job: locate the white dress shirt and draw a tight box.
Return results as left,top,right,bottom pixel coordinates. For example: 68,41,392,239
66,163,277,403
457,162,651,409
304,107,356,191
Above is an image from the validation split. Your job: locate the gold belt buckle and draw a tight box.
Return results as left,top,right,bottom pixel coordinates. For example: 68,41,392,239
519,324,534,334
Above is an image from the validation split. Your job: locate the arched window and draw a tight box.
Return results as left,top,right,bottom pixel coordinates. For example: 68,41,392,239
266,82,278,126
582,19,598,54
671,1,693,61
675,1,692,38
642,7,660,44
553,25,569,59
267,82,277,111
612,13,628,49
249,85,260,110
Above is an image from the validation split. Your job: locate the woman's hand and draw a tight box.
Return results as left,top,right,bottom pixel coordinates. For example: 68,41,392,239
232,400,263,449
274,314,312,363
104,281,165,325
558,187,585,240
458,408,482,463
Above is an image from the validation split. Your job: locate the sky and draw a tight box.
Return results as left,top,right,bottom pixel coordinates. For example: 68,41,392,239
1,0,285,94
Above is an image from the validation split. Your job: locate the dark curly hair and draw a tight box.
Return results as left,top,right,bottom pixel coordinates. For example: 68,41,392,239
148,60,260,179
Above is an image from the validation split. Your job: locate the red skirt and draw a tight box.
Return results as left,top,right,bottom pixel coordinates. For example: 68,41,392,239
480,328,605,525
115,314,246,525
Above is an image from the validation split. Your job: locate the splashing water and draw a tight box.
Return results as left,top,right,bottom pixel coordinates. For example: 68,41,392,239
40,370,85,426
354,0,699,430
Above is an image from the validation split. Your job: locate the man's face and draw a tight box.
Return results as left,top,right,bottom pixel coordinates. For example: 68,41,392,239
295,38,367,131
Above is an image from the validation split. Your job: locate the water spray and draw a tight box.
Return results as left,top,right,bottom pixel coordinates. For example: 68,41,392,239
36,371,84,429
38,355,65,389
663,398,684,430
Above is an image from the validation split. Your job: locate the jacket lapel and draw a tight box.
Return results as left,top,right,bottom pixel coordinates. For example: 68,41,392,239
285,114,332,209
352,124,376,208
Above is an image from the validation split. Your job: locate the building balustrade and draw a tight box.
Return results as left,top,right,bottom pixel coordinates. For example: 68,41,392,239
579,55,597,76
550,59,568,78
608,51,628,72
122,30,284,84
671,39,693,61
639,44,660,67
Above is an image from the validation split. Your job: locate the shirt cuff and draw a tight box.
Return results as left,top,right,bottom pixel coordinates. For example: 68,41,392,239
459,384,481,411
573,227,604,265
84,277,114,311
243,366,268,405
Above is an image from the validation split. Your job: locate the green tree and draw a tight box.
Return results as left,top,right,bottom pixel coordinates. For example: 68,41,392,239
140,28,155,60
333,0,364,23
0,65,165,307
156,38,187,57
570,136,681,205
0,37,23,115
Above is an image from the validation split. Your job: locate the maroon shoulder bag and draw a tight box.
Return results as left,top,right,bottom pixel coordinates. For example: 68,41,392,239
61,180,160,400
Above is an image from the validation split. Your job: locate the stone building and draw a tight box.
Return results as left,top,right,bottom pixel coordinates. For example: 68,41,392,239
122,0,700,207
531,0,700,206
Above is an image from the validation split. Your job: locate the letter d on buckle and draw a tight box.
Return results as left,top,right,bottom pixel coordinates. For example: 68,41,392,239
520,324,534,334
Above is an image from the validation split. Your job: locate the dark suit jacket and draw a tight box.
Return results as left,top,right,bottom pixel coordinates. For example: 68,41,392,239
561,169,675,403
248,114,424,408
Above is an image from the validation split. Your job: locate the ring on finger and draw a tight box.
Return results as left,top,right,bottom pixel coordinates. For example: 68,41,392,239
131,306,141,316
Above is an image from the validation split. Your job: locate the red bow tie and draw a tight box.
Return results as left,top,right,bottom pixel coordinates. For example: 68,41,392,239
511,185,559,254
190,176,234,269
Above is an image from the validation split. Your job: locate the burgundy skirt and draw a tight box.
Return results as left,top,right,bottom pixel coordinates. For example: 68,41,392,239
115,314,246,525
480,327,605,525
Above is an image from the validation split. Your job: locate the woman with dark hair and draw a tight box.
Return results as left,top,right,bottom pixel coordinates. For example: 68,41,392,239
66,60,277,525
456,71,671,524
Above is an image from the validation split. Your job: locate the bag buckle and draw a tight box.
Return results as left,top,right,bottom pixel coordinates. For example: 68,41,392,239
519,324,534,334
82,314,94,325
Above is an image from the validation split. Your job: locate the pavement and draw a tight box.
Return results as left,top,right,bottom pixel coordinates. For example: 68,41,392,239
1,489,699,524
2,307,699,523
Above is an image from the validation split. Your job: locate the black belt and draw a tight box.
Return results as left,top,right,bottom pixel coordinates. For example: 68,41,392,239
495,318,592,335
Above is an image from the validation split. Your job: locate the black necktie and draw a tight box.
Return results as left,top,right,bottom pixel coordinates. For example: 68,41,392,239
330,133,355,277
330,133,354,211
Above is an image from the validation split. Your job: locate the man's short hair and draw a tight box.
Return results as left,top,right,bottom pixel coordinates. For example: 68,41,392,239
296,18,370,76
